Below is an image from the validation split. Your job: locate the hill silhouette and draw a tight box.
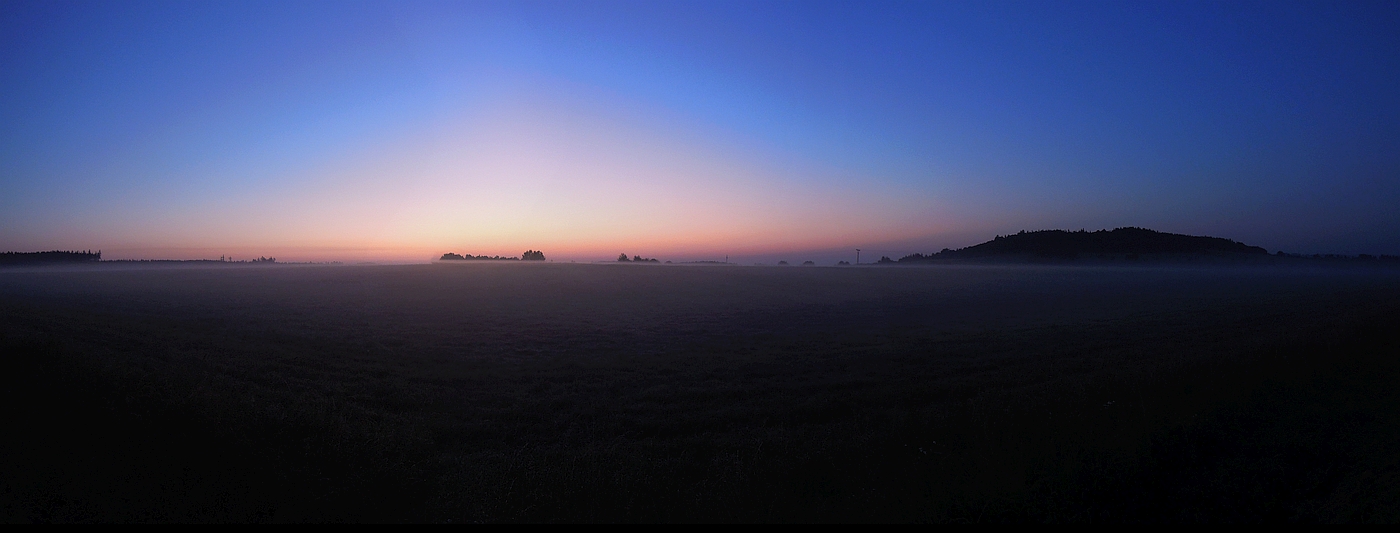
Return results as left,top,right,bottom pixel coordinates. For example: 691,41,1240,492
897,228,1268,263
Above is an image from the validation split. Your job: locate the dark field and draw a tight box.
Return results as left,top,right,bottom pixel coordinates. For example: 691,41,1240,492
3,263,1400,522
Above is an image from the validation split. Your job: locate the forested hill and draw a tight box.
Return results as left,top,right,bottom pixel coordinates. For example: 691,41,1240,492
897,228,1268,263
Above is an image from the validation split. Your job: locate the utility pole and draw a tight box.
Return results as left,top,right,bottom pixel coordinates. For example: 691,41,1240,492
856,249,861,265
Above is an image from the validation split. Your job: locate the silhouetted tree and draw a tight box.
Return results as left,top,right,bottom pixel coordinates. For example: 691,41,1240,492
618,253,630,262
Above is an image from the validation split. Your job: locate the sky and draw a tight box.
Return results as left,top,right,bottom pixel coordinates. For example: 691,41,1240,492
2,0,1399,262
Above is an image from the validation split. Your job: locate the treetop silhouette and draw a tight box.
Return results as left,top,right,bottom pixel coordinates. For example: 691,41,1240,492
0,250,101,265
439,250,546,262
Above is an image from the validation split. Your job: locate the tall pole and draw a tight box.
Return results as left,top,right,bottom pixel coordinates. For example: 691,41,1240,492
856,249,861,265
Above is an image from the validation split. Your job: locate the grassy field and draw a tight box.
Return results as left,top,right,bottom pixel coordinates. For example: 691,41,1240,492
3,262,1399,522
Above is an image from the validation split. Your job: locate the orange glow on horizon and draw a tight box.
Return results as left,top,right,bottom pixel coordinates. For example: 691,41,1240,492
71,89,951,263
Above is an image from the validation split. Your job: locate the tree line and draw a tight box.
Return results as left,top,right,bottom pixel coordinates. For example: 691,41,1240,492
0,250,101,264
440,250,546,261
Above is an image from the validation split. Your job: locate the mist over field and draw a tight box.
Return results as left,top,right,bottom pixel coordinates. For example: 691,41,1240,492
4,262,1400,522
5,0,1400,523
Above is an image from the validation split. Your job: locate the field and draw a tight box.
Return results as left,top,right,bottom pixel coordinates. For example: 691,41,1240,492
3,262,1400,522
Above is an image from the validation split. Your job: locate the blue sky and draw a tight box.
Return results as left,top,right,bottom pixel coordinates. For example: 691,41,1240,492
2,0,1398,261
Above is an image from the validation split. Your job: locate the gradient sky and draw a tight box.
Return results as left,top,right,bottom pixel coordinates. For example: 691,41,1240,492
3,0,1399,262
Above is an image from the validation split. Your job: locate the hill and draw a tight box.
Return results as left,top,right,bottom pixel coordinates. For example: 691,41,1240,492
896,228,1268,263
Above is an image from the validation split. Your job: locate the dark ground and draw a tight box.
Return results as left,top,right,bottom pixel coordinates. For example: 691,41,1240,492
2,262,1399,522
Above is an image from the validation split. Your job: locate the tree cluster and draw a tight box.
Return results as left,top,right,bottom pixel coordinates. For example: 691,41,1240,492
1273,251,1400,262
439,250,547,261
618,254,659,263
0,250,101,264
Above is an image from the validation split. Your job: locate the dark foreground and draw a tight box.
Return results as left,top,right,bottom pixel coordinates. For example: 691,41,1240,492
2,263,1399,522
